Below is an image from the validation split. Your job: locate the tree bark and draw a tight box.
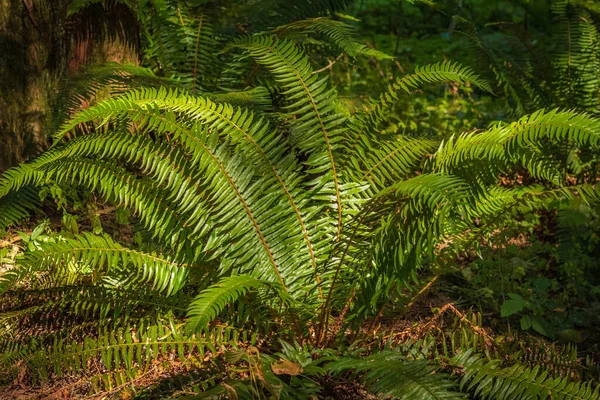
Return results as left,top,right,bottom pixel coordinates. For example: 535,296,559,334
0,0,138,171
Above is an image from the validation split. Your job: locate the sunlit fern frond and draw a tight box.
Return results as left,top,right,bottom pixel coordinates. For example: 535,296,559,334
232,35,358,243
432,109,600,185
186,275,268,333
0,232,194,296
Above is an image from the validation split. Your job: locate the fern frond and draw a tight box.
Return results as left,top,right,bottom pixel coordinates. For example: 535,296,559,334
139,3,218,91
341,62,492,179
24,319,244,382
329,351,464,399
186,276,266,333
347,136,436,190
3,233,192,296
454,350,600,400
552,1,600,110
0,186,40,231
24,86,327,293
357,61,492,138
207,87,273,110
455,17,551,116
51,63,172,134
30,91,324,292
273,17,392,60
0,285,188,331
385,61,493,97
234,35,351,241
430,109,600,188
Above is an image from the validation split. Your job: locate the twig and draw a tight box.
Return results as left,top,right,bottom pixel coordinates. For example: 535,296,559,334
312,54,343,75
326,284,357,345
404,274,439,312
374,303,495,348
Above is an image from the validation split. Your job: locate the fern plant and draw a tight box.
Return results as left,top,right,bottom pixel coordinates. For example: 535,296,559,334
452,0,600,116
1,4,600,398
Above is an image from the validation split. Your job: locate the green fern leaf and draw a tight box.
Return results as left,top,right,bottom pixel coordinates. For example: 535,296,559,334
454,350,600,400
273,17,392,60
329,351,465,399
187,275,265,333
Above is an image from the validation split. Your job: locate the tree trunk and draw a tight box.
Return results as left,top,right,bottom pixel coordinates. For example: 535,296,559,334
0,0,49,170
0,0,138,171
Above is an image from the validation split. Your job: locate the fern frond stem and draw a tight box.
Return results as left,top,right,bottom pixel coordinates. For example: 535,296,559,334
325,283,359,346
310,84,343,242
192,14,204,92
364,282,397,340
312,54,343,75
317,202,373,346
317,217,361,346
404,274,439,312
564,140,570,184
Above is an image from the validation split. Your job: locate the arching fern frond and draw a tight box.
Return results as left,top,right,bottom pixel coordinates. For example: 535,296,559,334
186,275,266,333
357,61,493,138
432,109,600,184
54,89,322,287
0,186,40,231
51,62,173,134
10,233,191,295
14,88,323,295
0,285,188,331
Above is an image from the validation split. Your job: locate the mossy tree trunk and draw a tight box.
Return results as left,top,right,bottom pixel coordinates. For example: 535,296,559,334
0,0,138,171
